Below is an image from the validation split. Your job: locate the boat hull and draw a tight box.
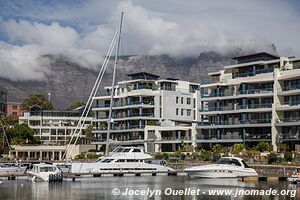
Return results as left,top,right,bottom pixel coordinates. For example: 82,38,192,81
0,166,27,176
184,164,258,179
71,162,174,174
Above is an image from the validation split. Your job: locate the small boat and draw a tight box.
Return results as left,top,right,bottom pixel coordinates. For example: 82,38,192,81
0,162,27,177
27,163,63,182
184,157,258,178
71,146,174,174
288,170,300,184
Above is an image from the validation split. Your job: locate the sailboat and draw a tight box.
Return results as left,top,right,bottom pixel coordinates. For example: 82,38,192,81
63,12,174,174
0,118,27,176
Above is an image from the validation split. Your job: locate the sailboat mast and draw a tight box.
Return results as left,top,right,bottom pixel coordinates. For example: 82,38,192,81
105,12,124,155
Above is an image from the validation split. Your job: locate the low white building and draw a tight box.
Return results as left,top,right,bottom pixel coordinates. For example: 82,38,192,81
92,72,200,152
19,105,92,146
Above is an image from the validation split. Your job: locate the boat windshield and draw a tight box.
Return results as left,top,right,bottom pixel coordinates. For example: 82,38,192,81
217,158,242,167
40,167,56,172
241,160,250,168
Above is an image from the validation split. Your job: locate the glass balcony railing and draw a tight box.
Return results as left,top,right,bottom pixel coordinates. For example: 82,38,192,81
200,118,271,126
201,106,235,112
160,137,192,141
238,88,273,95
282,84,300,91
233,68,273,78
202,91,233,98
238,103,272,109
96,101,155,108
196,135,242,140
278,133,300,140
277,117,300,123
245,134,271,140
281,101,300,106
256,68,274,74
93,125,145,131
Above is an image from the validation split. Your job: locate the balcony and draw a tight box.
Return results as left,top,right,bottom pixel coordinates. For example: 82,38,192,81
160,137,192,141
93,125,145,132
278,133,300,140
201,106,234,112
202,91,233,99
282,84,300,92
276,117,300,123
200,118,271,126
96,100,155,108
245,134,271,140
196,134,242,142
238,88,273,95
233,68,273,79
238,103,272,109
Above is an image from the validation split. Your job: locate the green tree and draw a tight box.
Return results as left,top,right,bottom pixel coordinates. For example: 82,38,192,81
67,101,86,110
232,144,246,155
10,124,40,145
255,141,270,152
267,152,278,164
83,125,94,140
21,94,53,111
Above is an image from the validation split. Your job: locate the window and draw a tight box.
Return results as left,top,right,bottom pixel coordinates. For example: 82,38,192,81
176,97,179,104
181,97,184,104
176,108,179,115
187,109,191,116
12,105,18,109
12,112,17,116
187,98,191,105
181,109,184,116
133,149,141,152
193,110,196,120
193,98,196,108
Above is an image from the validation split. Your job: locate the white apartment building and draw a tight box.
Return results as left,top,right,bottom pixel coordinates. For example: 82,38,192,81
197,52,300,151
92,72,200,152
19,105,92,146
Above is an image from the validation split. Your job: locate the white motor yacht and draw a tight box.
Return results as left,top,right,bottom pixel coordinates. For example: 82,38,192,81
71,146,174,174
27,163,63,182
184,157,258,178
0,163,27,176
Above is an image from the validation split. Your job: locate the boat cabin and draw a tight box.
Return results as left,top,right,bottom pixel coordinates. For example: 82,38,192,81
31,164,57,173
217,157,250,168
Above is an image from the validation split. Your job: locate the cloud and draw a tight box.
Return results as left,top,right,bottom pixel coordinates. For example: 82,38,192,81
0,0,300,81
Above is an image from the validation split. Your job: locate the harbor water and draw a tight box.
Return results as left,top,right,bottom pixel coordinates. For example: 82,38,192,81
0,176,298,200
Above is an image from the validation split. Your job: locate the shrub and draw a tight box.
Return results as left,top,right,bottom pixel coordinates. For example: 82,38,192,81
267,152,278,164
200,151,211,161
256,141,270,152
232,144,246,155
284,152,293,162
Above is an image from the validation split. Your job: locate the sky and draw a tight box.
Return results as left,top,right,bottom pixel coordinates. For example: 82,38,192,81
0,0,300,81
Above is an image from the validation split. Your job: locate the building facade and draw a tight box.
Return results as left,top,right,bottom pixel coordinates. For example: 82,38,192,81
7,102,23,120
19,105,92,146
197,52,300,151
92,72,200,152
0,87,7,116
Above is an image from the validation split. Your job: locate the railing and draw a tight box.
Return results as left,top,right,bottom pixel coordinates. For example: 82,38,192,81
202,91,233,98
238,88,273,95
160,137,191,141
196,135,242,140
93,125,145,131
201,118,271,126
256,68,274,74
281,101,300,106
278,133,300,140
91,136,144,143
96,101,155,108
245,134,271,140
238,103,272,109
277,117,300,123
282,84,300,92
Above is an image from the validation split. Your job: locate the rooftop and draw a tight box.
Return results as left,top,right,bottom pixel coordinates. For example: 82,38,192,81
127,72,160,80
232,52,279,64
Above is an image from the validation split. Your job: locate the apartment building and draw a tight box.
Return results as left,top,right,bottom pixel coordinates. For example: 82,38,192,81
7,102,23,120
19,105,92,146
0,86,7,116
197,52,300,151
92,72,200,152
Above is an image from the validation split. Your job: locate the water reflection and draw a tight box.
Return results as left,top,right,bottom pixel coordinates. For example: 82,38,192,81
0,176,297,200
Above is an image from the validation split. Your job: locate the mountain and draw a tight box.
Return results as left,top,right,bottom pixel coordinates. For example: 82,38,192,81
0,51,237,109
